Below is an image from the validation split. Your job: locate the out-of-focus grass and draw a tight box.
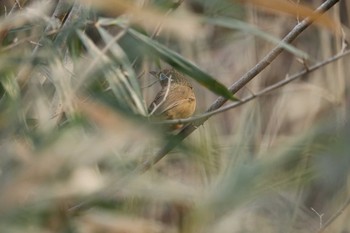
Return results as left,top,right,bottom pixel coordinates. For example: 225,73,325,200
0,0,349,233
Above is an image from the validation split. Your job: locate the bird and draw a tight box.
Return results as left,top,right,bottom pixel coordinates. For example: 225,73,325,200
148,68,196,130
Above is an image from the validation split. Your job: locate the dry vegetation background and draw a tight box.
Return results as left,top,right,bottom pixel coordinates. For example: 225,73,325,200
0,0,349,233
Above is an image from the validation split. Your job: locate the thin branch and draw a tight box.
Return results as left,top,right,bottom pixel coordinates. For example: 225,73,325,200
8,1,19,15
317,197,350,233
151,50,350,125
311,207,324,229
141,0,341,171
141,79,158,89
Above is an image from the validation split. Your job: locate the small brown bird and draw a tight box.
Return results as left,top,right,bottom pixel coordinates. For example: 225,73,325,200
148,68,196,129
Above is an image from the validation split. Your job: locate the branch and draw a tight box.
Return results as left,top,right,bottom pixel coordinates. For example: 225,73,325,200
140,0,341,171
316,197,350,233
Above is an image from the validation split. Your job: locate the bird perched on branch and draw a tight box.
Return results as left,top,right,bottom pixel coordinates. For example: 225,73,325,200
148,68,196,130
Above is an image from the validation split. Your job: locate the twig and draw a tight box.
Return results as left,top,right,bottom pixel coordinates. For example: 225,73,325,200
141,0,341,171
311,207,324,229
316,197,350,233
141,79,158,89
15,0,22,9
151,8,174,38
151,50,350,125
8,1,18,15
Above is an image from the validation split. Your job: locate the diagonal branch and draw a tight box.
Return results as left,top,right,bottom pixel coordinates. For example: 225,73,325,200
316,196,350,233
140,0,341,172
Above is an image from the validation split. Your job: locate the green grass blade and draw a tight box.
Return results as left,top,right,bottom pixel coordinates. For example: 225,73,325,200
127,28,238,101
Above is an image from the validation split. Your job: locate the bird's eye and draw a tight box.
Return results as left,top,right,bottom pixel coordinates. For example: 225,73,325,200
159,73,168,80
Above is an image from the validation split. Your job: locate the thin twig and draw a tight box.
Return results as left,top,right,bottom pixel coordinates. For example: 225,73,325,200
8,1,18,15
141,0,341,171
141,79,158,89
151,8,174,38
311,207,324,229
316,197,350,233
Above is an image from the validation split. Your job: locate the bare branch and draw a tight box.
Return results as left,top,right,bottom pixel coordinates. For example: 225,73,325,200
311,207,324,229
317,197,350,233
141,79,159,89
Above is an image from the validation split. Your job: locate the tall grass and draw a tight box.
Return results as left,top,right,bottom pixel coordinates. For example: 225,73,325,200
0,0,349,232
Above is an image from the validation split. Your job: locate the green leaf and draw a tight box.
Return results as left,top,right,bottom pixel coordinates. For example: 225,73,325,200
127,28,238,101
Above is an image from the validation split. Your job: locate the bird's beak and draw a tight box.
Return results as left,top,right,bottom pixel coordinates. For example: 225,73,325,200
149,71,157,77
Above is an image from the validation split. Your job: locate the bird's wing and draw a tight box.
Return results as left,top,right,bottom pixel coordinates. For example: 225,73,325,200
148,87,195,117
159,98,190,114
148,89,184,116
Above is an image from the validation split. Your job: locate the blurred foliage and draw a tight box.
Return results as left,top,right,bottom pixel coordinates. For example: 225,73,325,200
0,0,349,233
188,0,243,17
